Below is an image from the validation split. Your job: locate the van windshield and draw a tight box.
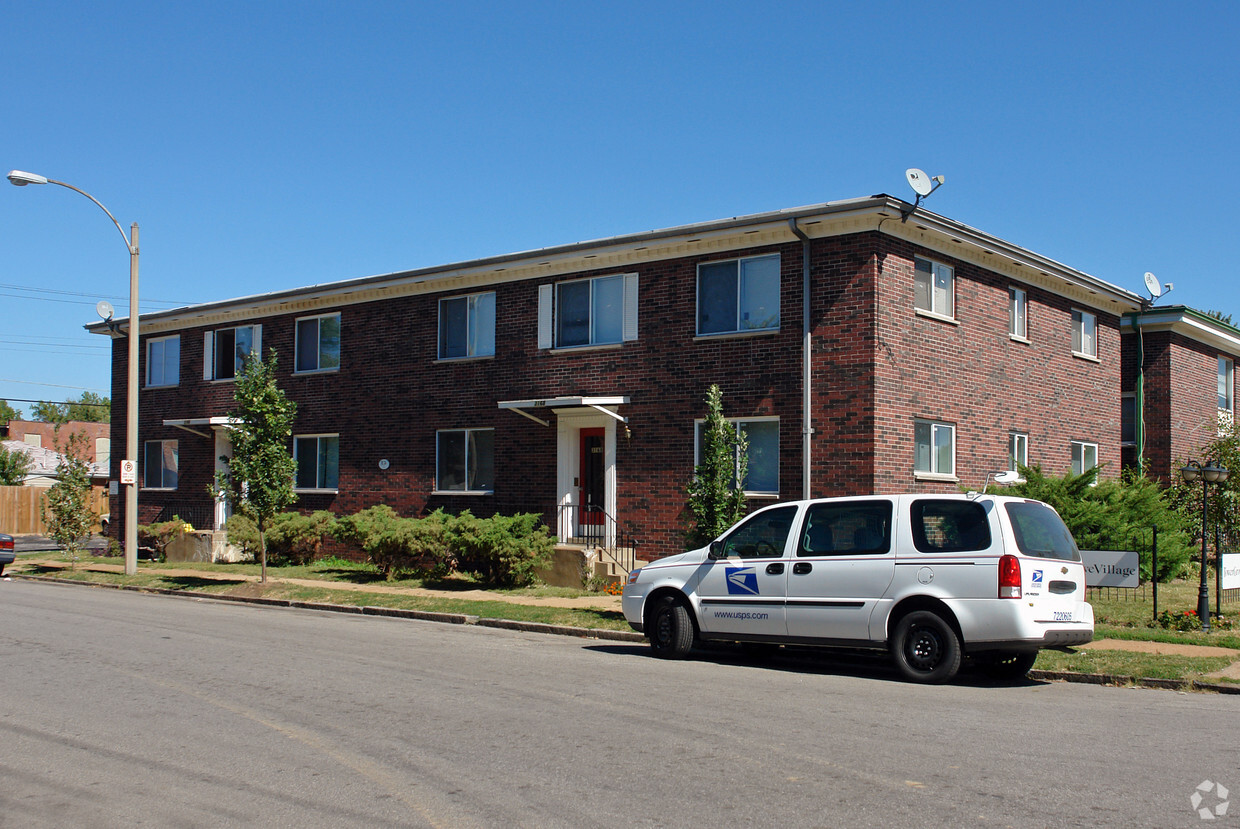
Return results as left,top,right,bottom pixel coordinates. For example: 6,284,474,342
1004,501,1081,562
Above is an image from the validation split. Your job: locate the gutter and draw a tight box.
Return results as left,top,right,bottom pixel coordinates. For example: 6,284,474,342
789,218,812,499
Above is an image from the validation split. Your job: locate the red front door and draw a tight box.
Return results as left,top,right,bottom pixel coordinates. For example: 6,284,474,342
579,428,605,527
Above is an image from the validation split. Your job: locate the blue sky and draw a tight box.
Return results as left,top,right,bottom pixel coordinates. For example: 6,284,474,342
3,1,1238,414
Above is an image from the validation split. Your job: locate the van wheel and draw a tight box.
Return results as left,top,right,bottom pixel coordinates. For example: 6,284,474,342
981,650,1038,680
891,610,961,683
648,596,694,659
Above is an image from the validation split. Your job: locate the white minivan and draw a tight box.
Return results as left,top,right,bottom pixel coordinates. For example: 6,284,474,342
622,494,1093,683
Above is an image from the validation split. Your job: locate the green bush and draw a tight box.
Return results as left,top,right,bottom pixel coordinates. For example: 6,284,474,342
1008,466,1194,581
137,515,194,562
446,510,554,588
264,510,337,565
225,513,260,560
333,505,450,579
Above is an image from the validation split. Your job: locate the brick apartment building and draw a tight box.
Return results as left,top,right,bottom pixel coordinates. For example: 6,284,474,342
86,195,1239,562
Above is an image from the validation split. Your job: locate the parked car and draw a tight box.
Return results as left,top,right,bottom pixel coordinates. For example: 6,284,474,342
622,493,1094,683
0,533,14,577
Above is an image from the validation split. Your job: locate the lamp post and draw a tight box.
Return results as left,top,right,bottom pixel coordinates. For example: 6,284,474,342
1179,460,1229,633
8,170,140,576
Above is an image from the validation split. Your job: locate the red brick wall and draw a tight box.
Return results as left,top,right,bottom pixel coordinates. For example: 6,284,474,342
5,420,109,461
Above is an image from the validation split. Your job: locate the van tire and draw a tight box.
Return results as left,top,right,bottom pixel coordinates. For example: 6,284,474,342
891,610,962,683
648,596,694,659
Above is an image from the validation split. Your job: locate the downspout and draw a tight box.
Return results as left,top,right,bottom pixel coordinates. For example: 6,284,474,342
789,219,812,499
1132,307,1149,471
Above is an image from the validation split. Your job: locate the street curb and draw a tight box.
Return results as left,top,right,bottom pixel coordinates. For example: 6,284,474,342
9,573,645,644
10,573,1237,690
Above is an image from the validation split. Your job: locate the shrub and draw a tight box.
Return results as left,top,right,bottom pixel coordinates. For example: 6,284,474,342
446,510,554,588
1008,466,1195,581
224,513,261,561
138,515,195,562
333,505,450,579
264,510,337,566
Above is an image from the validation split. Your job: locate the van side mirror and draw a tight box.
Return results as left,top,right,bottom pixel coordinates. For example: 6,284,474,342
708,540,726,560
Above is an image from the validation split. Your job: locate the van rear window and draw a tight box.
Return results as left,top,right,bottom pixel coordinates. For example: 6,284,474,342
911,500,992,552
1004,501,1082,561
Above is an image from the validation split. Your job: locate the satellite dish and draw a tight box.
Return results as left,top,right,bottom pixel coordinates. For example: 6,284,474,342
1143,272,1162,298
96,300,115,321
906,168,933,197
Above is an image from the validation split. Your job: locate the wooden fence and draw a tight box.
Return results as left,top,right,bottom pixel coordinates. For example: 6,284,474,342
0,485,109,535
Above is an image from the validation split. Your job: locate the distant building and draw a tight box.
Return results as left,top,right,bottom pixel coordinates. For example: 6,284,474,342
1,438,108,487
3,420,110,467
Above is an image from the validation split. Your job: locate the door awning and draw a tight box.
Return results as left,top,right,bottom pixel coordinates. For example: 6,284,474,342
163,416,240,438
497,396,630,427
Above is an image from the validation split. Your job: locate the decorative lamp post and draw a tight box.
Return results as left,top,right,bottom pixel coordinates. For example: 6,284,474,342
1180,461,1229,632
7,170,140,576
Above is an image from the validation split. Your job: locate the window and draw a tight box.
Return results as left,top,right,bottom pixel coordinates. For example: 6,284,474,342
439,292,495,359
914,257,954,319
716,505,797,558
1220,357,1234,413
205,325,260,380
538,275,637,349
1008,432,1028,472
1072,309,1097,358
914,420,955,478
798,500,892,556
436,429,494,493
696,254,780,335
295,313,341,373
146,335,180,387
1121,394,1136,445
1071,441,1098,477
1009,287,1028,339
912,500,992,553
143,440,177,489
694,417,780,495
294,435,339,491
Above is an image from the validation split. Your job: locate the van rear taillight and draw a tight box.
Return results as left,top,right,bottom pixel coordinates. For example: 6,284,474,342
999,554,1022,598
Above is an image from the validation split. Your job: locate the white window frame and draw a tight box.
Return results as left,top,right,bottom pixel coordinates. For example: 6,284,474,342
204,324,261,381
1009,287,1028,341
438,292,496,360
435,428,495,494
1008,432,1028,473
146,335,180,388
693,416,780,497
1219,356,1234,414
1071,308,1098,359
538,274,638,349
914,419,956,480
914,257,955,320
695,254,781,336
142,439,178,490
1071,440,1098,479
295,312,341,374
293,434,339,492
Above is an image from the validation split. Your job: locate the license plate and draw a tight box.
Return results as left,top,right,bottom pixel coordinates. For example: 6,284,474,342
1053,610,1075,622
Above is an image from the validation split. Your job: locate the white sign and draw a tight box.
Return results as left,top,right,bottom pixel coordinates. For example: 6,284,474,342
120,459,136,485
1081,550,1140,588
1222,554,1240,591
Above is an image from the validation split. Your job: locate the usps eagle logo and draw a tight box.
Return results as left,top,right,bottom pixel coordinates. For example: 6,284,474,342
725,566,760,595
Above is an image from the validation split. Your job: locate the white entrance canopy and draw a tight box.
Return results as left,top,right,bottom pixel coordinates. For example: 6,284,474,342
162,416,240,438
497,396,629,428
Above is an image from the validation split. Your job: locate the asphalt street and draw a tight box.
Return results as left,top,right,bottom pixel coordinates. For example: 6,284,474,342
1,579,1238,828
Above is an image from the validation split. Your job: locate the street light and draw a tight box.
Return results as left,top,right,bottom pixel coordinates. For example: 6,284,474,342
1179,460,1229,633
8,170,141,576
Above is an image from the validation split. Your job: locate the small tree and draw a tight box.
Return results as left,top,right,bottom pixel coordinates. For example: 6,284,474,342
44,434,97,569
0,443,32,485
685,384,749,548
0,399,22,422
218,351,298,582
1166,412,1240,554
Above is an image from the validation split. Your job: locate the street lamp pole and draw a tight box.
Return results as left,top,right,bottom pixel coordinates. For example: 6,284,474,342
1180,461,1229,633
7,170,140,576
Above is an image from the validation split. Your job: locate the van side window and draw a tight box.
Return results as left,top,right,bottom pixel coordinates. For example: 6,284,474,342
798,501,892,557
912,500,992,552
718,506,797,558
